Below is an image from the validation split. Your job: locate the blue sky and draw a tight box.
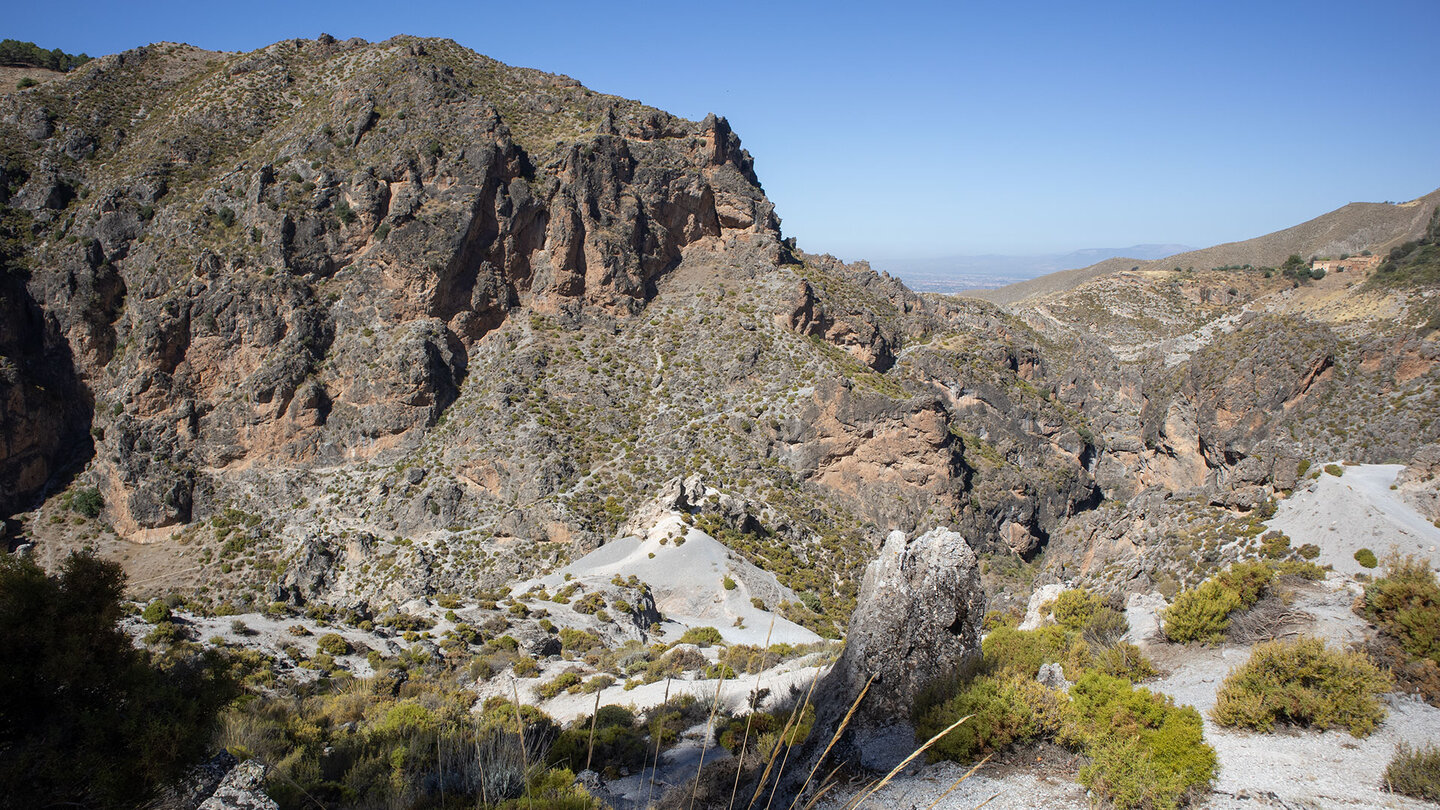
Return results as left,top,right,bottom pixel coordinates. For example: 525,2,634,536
8,0,1439,261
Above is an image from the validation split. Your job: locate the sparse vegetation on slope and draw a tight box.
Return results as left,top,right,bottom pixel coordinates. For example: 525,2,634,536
916,592,1208,810
1367,208,1440,289
1385,741,1440,802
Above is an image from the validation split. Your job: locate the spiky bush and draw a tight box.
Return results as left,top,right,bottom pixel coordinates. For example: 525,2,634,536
1384,741,1440,801
1363,554,1440,663
1211,637,1391,736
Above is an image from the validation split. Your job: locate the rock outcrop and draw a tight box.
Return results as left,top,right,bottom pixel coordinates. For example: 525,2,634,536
821,527,984,734
0,37,781,532
197,759,277,810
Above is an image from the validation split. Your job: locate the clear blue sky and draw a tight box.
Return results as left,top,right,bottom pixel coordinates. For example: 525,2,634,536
8,0,1439,260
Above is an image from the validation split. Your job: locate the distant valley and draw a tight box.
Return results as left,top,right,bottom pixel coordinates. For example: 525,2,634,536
875,243,1192,292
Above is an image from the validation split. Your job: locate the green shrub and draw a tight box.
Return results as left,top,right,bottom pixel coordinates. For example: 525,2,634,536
981,623,1070,678
1354,548,1379,569
1050,589,1101,631
722,575,737,591
1163,561,1276,643
316,633,351,656
717,703,814,760
539,671,583,699
559,627,601,653
921,617,1185,808
1211,637,1391,736
1214,560,1275,605
141,599,172,624
1063,672,1216,810
70,487,104,518
678,626,724,647
581,674,614,693
573,592,605,614
1362,554,1440,662
1297,543,1320,560
1384,741,1440,801
16,76,38,89
550,705,648,773
1324,463,1344,477
1079,606,1130,646
1258,532,1291,559
1271,560,1326,580
1162,580,1241,643
917,673,1061,761
1090,641,1158,681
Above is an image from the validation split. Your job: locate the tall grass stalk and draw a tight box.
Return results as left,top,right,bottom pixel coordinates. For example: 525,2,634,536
847,714,972,810
690,650,731,810
585,687,602,772
727,617,778,810
785,673,876,810
647,676,673,809
756,663,826,810
799,773,841,810
512,678,533,810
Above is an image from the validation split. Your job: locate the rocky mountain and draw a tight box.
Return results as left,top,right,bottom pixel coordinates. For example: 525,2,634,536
0,36,1106,626
5,33,1440,810
2,33,1437,636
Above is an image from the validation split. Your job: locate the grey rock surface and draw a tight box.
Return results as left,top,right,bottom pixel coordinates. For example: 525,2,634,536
198,759,277,810
822,527,985,733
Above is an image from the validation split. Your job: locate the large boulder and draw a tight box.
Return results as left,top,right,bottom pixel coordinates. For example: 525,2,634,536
198,759,277,810
819,527,984,751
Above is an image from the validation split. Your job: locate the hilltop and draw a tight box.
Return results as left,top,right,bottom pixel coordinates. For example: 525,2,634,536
971,188,1440,305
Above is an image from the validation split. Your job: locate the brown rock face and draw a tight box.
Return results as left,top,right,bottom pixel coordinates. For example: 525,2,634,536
0,37,781,531
785,382,966,533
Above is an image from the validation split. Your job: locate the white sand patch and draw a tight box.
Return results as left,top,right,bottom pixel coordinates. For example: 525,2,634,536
529,511,821,647
1269,464,1440,576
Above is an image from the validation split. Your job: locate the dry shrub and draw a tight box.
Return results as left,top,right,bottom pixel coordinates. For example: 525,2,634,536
1384,741,1440,801
1226,593,1309,644
1211,637,1391,737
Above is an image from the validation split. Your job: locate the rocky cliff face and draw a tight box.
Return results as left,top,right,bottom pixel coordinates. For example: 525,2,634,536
1,36,1116,617
9,35,1430,627
1,37,779,532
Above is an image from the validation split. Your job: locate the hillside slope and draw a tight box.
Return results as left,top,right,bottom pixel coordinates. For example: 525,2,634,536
972,188,1440,305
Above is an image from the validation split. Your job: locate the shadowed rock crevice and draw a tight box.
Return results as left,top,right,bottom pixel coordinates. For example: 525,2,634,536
0,269,94,520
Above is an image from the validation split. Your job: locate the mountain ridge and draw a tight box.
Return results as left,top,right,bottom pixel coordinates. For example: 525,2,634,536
968,188,1440,305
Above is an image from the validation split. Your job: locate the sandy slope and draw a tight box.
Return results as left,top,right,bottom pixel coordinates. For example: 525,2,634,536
532,511,821,648
1269,464,1440,577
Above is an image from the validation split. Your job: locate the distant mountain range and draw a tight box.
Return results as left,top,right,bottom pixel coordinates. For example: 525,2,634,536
874,245,1193,293
969,188,1440,305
